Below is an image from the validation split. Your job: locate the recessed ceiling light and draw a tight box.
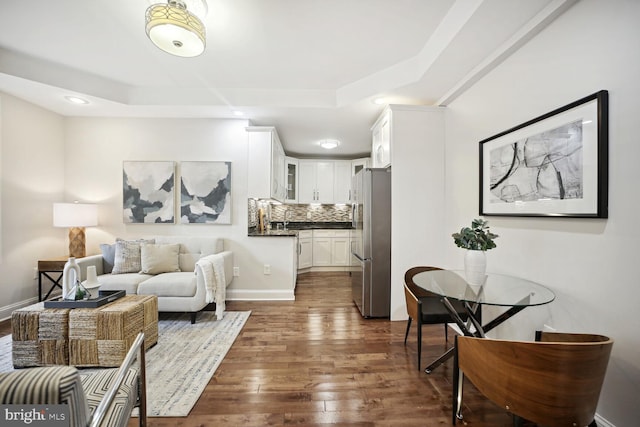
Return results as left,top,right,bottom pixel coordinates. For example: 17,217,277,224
319,139,340,149
233,110,244,116
64,96,89,105
373,97,385,105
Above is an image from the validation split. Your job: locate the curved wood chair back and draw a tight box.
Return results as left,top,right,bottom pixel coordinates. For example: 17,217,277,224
455,332,613,427
404,266,442,298
403,284,421,324
404,266,475,370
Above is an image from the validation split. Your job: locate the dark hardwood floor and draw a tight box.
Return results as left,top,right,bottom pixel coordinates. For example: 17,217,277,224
2,272,517,426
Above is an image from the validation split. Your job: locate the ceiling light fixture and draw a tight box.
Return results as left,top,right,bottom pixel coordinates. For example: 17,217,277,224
64,96,89,105
145,0,207,57
320,139,340,150
373,97,385,105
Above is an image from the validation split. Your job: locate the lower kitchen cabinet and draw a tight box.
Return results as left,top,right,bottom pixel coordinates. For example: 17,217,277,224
297,229,353,272
331,237,351,266
297,230,313,269
311,230,351,267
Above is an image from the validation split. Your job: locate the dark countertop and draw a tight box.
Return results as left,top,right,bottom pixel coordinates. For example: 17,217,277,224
248,222,353,237
248,229,298,237
270,221,353,230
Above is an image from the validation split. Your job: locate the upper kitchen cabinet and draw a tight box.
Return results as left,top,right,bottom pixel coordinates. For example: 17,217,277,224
371,109,391,168
351,157,370,176
299,160,334,203
333,160,352,204
247,126,286,202
285,156,298,204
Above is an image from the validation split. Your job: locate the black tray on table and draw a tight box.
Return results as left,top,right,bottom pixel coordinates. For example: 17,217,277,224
44,290,126,309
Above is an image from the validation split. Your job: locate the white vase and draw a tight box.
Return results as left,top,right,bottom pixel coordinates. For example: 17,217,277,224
62,257,81,300
464,250,487,286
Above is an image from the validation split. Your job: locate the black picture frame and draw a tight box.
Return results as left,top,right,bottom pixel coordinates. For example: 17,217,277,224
479,90,608,218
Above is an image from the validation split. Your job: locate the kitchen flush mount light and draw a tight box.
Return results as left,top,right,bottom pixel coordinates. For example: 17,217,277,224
146,0,207,57
320,139,340,150
373,97,385,105
64,96,89,105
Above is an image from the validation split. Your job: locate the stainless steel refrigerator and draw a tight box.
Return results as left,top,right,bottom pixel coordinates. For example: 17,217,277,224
351,168,391,318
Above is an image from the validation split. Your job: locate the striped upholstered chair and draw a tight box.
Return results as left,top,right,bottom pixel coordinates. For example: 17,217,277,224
0,333,146,427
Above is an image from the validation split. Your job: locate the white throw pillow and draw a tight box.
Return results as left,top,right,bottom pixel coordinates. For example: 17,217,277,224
140,243,181,275
111,238,155,274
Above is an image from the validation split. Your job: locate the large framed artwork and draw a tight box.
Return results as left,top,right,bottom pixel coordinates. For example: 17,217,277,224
123,161,175,223
180,161,232,224
480,90,608,218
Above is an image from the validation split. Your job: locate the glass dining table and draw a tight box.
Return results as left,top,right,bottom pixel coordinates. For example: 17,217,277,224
412,269,556,373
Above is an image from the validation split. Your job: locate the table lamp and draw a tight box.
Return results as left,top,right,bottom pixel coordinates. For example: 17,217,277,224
53,202,98,258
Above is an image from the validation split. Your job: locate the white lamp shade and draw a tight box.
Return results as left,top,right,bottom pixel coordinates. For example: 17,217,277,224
53,203,98,227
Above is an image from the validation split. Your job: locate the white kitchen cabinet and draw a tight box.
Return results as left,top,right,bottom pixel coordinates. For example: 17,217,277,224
298,160,334,203
312,235,332,266
297,230,313,270
331,235,350,266
312,230,351,266
247,126,286,202
371,110,391,168
333,160,352,204
351,157,369,176
285,156,298,204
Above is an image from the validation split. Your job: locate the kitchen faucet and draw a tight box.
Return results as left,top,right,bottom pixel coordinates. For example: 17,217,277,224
283,209,291,230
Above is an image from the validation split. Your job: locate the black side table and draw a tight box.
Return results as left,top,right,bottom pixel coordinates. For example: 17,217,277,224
38,258,68,301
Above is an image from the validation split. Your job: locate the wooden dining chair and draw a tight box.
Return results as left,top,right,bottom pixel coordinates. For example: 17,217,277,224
403,266,472,371
453,331,614,427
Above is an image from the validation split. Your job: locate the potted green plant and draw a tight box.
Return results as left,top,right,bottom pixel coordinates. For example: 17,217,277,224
452,219,498,285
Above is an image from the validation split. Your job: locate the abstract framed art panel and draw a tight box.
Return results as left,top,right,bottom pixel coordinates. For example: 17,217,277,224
123,161,175,223
180,161,232,224
479,90,608,218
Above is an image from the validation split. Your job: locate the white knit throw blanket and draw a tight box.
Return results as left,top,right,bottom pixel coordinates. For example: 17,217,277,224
195,253,226,319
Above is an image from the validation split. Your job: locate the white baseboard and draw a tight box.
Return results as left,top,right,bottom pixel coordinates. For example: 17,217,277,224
298,266,356,273
595,413,615,427
226,288,295,301
0,296,41,322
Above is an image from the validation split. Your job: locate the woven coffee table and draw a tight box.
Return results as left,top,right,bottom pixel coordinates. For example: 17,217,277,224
11,305,70,367
12,295,158,368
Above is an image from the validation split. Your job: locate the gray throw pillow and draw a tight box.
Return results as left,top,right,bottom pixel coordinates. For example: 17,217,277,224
100,243,116,274
111,238,156,274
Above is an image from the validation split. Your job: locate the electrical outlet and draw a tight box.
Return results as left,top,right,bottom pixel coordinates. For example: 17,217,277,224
263,264,271,275
233,267,240,277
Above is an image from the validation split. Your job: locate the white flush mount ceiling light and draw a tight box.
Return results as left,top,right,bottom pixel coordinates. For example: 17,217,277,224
145,0,207,57
320,139,340,150
64,96,89,105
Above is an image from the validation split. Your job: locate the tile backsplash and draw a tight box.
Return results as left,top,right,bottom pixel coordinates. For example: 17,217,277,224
248,199,351,227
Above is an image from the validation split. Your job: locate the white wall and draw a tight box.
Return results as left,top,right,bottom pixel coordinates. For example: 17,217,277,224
442,1,640,425
0,93,66,317
390,105,446,320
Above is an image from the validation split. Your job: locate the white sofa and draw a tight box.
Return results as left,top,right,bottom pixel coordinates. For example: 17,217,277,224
76,236,233,324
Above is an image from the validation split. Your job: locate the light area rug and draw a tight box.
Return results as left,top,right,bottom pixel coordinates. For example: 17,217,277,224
0,310,250,417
